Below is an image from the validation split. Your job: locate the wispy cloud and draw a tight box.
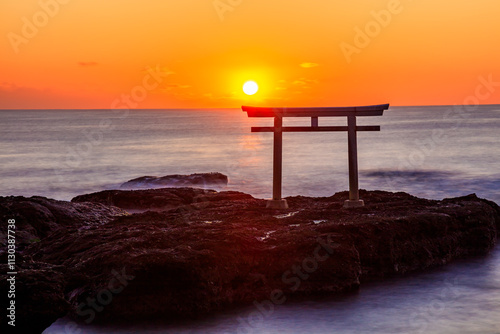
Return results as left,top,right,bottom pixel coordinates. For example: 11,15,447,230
0,82,16,90
292,78,318,85
165,83,191,89
275,77,318,94
300,62,319,68
162,83,191,92
78,61,98,67
142,66,175,76
0,83,84,109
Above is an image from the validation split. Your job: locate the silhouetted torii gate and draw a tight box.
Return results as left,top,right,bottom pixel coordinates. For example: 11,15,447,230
242,104,389,209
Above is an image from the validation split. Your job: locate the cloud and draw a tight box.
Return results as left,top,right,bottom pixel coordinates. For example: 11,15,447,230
292,78,318,86
300,62,319,68
144,66,174,76
140,66,175,79
162,83,191,92
165,84,190,89
78,61,98,67
274,77,318,92
0,82,16,90
0,82,92,109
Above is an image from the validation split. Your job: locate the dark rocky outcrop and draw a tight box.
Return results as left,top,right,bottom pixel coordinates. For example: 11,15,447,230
1,189,499,331
119,172,228,190
0,196,127,333
0,261,69,334
72,187,251,212
0,196,127,251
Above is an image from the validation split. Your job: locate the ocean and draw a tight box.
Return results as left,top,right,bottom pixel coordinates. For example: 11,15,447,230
1,106,499,203
1,105,499,333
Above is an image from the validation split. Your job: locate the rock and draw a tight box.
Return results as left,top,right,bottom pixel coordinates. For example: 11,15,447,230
0,261,69,334
71,187,253,212
0,196,128,333
443,193,500,232
22,189,499,325
119,172,228,190
0,196,128,251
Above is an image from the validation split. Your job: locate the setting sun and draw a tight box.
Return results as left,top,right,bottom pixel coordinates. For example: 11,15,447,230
243,81,259,96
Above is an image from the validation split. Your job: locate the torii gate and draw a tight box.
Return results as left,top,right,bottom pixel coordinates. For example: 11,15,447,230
242,104,389,209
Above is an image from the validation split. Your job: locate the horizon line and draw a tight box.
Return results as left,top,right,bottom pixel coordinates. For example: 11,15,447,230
1,103,499,111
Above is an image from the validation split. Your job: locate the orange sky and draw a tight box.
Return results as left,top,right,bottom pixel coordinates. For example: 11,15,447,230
1,0,499,109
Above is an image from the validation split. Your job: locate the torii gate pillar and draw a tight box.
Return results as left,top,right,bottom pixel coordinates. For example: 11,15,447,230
267,116,289,209
344,115,364,208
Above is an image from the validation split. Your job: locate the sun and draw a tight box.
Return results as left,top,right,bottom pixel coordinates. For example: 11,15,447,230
243,81,259,95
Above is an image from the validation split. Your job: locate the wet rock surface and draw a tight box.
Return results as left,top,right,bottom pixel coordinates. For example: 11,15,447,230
0,196,127,251
119,172,228,190
72,187,251,213
1,189,499,331
0,196,127,333
0,261,69,334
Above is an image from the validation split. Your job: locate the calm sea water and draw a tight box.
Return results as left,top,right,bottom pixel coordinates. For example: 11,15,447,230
0,106,499,333
1,106,499,203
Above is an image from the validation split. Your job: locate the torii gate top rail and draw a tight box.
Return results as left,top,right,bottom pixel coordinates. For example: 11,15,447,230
243,104,387,117
242,103,389,209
